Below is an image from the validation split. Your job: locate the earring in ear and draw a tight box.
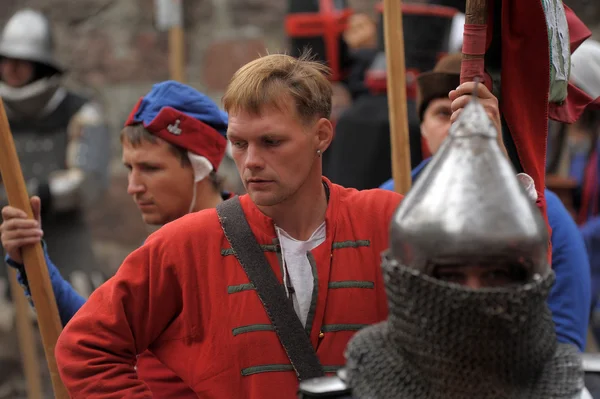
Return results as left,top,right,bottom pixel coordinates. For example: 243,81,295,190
316,149,322,157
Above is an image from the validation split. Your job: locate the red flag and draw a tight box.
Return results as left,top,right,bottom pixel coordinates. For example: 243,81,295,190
485,1,591,263
548,5,598,123
550,82,600,124
492,4,589,191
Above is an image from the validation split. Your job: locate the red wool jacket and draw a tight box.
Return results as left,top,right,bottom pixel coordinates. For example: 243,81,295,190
128,192,240,399
136,351,197,398
55,178,403,398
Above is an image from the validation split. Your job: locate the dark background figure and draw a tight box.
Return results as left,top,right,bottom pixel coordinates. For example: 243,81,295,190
0,9,111,306
322,1,461,190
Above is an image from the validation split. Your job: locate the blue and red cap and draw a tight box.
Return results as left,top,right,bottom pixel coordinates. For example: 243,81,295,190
125,80,228,170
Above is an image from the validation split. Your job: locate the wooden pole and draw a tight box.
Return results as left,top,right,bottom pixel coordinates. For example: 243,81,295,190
0,98,68,398
169,25,186,82
383,0,411,194
465,0,487,25
460,0,488,84
9,269,43,399
465,0,488,28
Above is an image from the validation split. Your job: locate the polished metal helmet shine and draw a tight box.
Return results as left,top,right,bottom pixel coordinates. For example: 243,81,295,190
0,9,63,72
389,95,549,279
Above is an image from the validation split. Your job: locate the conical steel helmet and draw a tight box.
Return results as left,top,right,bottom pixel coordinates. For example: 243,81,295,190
0,9,63,73
389,95,549,278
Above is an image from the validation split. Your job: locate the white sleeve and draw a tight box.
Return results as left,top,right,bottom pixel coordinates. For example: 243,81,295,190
580,387,593,399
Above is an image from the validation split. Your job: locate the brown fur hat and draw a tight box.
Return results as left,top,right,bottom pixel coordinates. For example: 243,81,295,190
416,53,462,121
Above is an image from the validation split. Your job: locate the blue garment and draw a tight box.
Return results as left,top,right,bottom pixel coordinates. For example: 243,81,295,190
580,216,600,342
581,217,600,301
379,158,429,190
545,190,592,351
5,244,85,326
4,194,236,327
380,158,592,351
570,152,588,185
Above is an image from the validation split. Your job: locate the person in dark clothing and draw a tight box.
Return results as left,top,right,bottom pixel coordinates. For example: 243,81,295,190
323,3,459,189
0,9,111,310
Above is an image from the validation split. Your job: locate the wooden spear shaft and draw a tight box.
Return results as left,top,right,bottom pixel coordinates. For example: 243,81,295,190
9,269,43,399
169,25,185,83
465,0,488,30
0,98,69,398
461,0,488,84
383,0,411,194
155,0,185,82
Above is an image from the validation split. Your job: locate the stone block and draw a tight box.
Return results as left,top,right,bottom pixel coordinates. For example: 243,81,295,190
202,37,267,92
565,0,600,27
229,0,286,29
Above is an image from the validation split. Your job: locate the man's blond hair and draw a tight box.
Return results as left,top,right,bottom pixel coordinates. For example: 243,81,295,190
222,52,333,124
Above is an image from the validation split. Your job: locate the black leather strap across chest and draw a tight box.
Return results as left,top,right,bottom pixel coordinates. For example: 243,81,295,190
216,196,325,381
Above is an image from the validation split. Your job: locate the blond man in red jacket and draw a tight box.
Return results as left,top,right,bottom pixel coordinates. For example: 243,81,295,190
53,53,402,398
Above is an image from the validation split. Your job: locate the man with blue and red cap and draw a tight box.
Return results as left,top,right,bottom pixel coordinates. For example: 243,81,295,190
0,80,230,398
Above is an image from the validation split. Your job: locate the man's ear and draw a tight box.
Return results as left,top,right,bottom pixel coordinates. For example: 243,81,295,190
315,117,334,153
420,121,431,142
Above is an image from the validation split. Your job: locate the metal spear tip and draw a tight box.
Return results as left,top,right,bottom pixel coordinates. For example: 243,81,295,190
449,81,497,140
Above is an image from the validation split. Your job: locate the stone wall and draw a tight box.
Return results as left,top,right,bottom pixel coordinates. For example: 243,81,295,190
0,0,597,270
0,1,598,397
0,0,597,139
0,0,596,136
0,0,597,288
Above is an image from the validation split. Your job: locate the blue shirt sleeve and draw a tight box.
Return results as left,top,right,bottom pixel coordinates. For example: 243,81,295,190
379,158,432,191
546,189,592,351
5,244,86,326
380,178,395,191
